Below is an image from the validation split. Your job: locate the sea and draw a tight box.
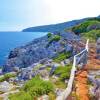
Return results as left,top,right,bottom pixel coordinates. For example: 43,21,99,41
0,32,47,66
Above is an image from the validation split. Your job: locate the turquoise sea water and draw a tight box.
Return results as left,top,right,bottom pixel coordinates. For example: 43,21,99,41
0,32,47,65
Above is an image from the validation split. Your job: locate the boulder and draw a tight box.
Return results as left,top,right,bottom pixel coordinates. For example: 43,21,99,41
64,59,71,65
18,67,34,80
61,61,65,66
0,81,12,92
65,44,73,52
60,31,80,41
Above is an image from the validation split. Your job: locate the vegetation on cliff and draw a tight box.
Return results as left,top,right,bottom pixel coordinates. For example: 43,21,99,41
53,51,71,63
9,76,54,100
0,73,16,82
54,65,72,81
67,18,100,41
81,30,100,42
72,20,100,34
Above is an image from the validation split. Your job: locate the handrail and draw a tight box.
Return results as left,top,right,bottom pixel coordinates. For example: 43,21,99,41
56,39,89,100
85,39,89,52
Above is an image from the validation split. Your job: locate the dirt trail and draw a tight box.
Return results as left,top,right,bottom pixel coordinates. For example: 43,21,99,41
75,69,89,100
87,43,100,70
75,43,100,100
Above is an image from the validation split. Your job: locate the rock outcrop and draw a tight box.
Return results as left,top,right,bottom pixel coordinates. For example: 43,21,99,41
3,32,82,72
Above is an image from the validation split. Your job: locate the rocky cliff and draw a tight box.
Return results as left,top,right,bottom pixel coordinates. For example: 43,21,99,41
3,31,83,72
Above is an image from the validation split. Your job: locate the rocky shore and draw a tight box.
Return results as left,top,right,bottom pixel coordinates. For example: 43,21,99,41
2,31,83,73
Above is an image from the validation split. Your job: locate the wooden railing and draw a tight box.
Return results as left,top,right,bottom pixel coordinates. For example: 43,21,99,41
56,39,89,100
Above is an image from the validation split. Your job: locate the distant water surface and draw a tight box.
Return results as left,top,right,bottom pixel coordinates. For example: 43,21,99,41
0,32,47,65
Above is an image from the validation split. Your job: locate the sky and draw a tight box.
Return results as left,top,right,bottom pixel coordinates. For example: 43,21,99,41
0,0,100,31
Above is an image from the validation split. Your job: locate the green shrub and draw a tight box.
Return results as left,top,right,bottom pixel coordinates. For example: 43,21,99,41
72,20,100,34
9,76,54,100
53,79,66,89
81,30,100,42
47,32,52,38
0,73,16,82
4,73,16,80
49,35,61,43
46,35,61,47
9,91,32,100
46,67,51,72
54,65,71,81
53,51,71,63
48,92,56,100
29,81,53,97
0,76,5,82
52,35,61,41
87,23,100,31
60,72,70,80
22,76,54,97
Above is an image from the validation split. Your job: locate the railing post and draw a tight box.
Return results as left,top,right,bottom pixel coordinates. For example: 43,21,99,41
86,39,89,52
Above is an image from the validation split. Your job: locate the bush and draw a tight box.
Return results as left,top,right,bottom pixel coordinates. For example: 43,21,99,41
87,23,100,31
46,35,61,47
9,91,32,100
53,79,66,89
47,32,52,38
0,73,16,82
4,73,16,80
22,76,54,98
72,20,100,34
52,35,61,41
46,35,61,48
53,51,71,63
49,35,61,43
81,30,100,42
54,65,72,81
48,92,56,100
60,72,70,80
9,76,54,100
0,76,5,82
29,82,53,97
